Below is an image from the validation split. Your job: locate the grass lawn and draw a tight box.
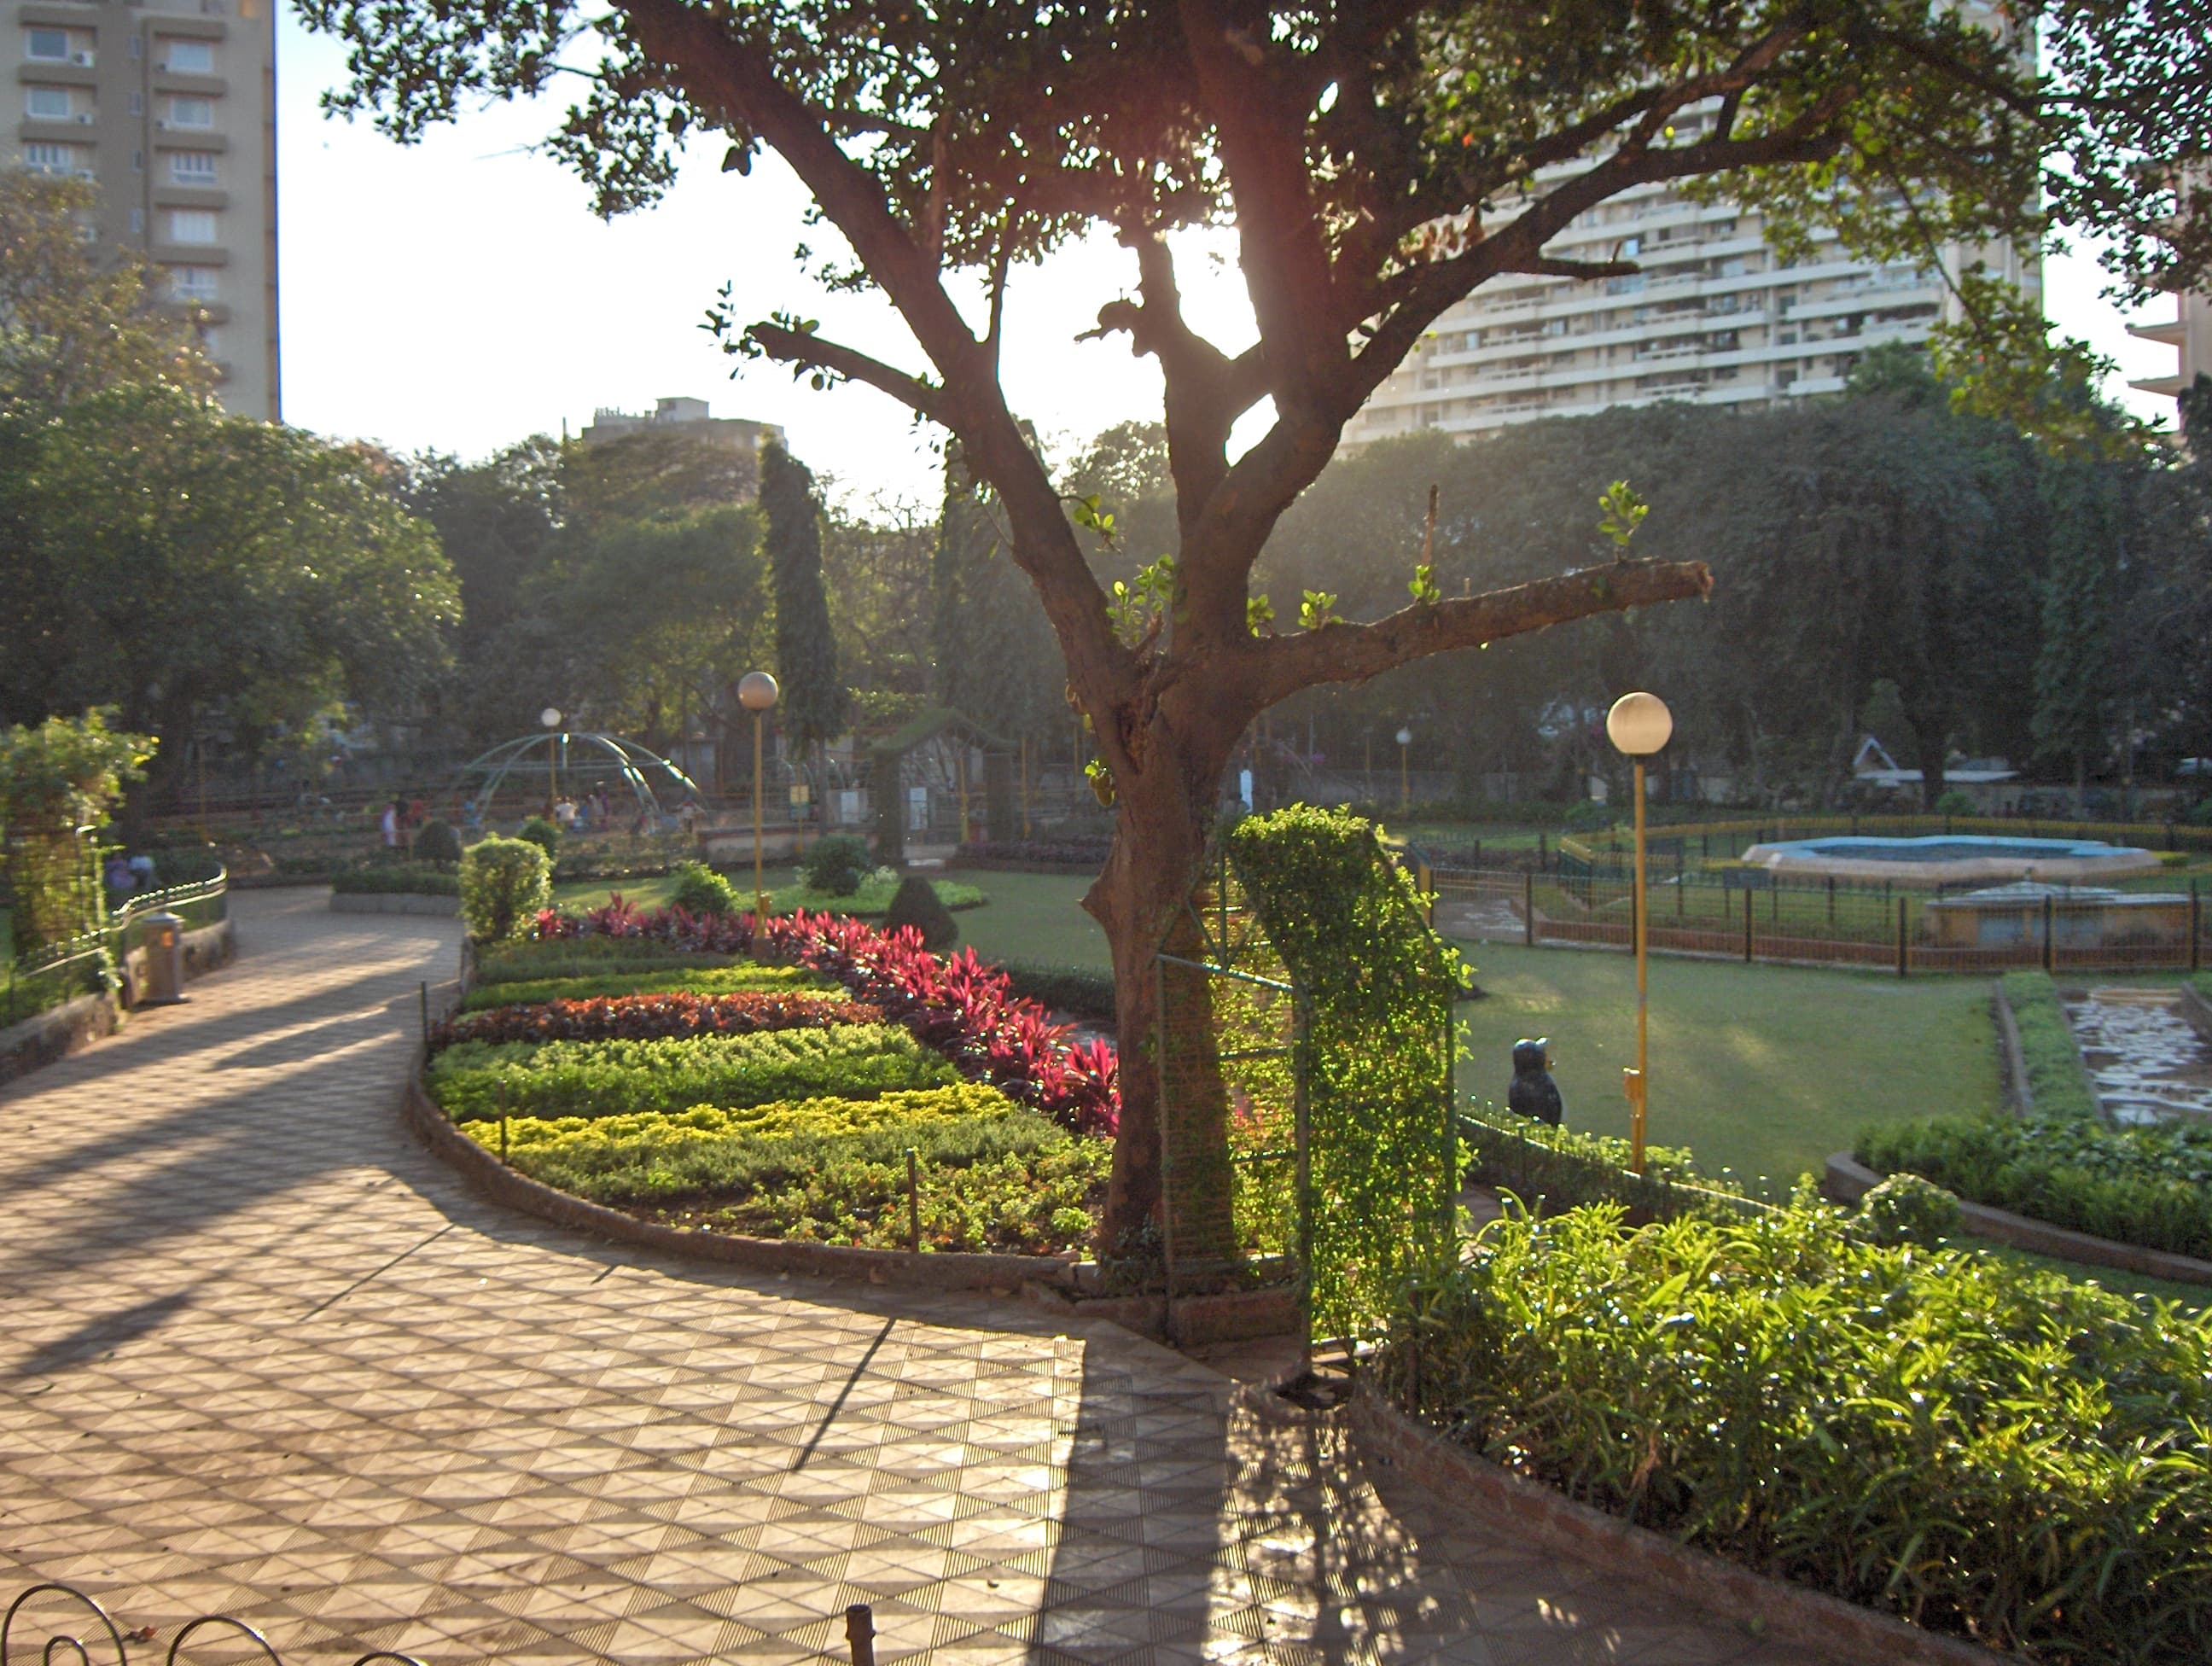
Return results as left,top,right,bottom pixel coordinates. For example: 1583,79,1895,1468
1449,940,2003,1195
1970,1238,2211,1315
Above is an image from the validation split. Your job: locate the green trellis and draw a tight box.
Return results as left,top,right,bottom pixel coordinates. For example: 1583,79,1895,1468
1153,805,1464,1352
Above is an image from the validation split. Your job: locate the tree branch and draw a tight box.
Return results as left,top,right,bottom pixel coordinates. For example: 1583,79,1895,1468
1252,559,1714,704
746,323,946,421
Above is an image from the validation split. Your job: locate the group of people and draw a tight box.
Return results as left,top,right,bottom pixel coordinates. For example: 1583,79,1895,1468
549,789,621,834
378,795,432,850
102,851,159,900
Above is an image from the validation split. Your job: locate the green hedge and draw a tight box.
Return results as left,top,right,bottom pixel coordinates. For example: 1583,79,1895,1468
331,863,461,897
473,936,738,986
459,835,550,943
2000,970,2098,1120
1377,1200,2212,1662
1460,1107,1757,1222
459,963,831,1012
996,960,1115,1022
428,1025,958,1122
1856,1114,2212,1260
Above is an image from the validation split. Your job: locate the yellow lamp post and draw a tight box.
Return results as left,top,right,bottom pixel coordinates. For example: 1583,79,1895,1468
1605,690,1673,1174
738,672,779,917
1395,725,1412,813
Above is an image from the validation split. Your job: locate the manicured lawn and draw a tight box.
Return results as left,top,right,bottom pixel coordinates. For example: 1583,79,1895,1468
550,865,982,917
939,868,1110,969
1448,941,2002,1194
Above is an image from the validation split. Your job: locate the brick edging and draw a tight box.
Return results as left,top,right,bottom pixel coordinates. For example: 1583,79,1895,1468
1824,1151,2212,1286
1992,979,2034,1118
400,1072,1080,1294
1347,1388,2001,1666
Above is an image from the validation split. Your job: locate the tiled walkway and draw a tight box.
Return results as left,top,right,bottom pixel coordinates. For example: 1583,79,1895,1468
1,889,1798,1665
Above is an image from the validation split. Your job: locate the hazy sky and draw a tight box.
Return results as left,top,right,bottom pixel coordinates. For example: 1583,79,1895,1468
276,14,2183,510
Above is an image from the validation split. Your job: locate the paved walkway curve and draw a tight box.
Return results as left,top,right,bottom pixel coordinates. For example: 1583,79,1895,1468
2,889,1799,1666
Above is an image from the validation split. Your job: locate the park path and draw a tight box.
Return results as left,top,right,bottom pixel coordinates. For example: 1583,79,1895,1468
1,888,1797,1666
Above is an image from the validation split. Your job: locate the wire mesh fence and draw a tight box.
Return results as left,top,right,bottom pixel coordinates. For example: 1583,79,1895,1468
2,849,228,1028
1423,862,2210,976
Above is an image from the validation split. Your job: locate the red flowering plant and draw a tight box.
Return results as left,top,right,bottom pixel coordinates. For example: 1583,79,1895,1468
429,988,879,1051
520,899,1118,1136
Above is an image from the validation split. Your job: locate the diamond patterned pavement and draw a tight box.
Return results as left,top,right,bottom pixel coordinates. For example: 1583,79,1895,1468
0,888,1803,1666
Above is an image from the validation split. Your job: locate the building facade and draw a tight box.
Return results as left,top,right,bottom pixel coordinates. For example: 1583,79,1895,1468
2127,293,2212,405
8,0,280,419
1345,160,2039,446
579,396,785,457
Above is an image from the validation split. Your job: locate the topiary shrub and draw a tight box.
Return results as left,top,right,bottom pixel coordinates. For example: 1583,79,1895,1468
882,877,958,950
412,818,462,866
516,815,562,860
459,834,551,943
1562,799,1611,832
800,833,871,897
1854,1170,1961,1247
2188,798,2212,828
669,859,740,917
1933,788,1976,818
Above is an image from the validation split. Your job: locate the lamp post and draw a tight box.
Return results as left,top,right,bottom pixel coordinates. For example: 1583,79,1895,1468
738,673,779,917
1395,726,1412,813
539,707,562,818
1605,691,1673,1175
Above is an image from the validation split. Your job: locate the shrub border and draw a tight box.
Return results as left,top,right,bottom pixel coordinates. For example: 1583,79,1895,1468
1348,1385,2003,1666
1991,977,2035,1117
1824,1150,2212,1286
331,893,461,917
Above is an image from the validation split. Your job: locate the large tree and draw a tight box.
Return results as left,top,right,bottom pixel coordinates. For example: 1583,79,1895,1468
306,0,2211,1239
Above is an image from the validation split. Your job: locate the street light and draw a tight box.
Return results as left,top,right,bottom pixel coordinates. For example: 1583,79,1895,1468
539,707,562,815
1395,726,1413,813
738,671,780,918
1605,690,1673,1175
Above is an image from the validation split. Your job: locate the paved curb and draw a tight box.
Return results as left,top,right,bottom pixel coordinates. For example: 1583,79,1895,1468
330,892,461,917
1346,1387,2002,1666
400,1070,1081,1295
1992,978,2035,1117
1824,1151,2212,1286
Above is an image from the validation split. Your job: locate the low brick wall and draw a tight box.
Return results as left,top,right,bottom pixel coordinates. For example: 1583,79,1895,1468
330,892,460,917
1992,978,2034,1117
1825,1150,2212,1286
1348,1388,2001,1666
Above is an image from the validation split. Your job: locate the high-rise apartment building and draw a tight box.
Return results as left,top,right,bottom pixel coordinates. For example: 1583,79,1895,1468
1344,138,2039,446
8,0,279,419
2127,292,2212,405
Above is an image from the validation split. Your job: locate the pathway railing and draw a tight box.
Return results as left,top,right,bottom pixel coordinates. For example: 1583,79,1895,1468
2,852,228,1028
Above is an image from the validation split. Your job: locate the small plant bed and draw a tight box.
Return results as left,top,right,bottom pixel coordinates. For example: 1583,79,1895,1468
330,861,461,896
1855,1112,2212,1261
766,873,983,916
434,899,1118,1255
2000,970,2099,1119
458,963,830,1012
1377,1197,2212,1663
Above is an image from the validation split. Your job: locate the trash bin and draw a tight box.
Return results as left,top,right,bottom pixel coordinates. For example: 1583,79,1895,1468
137,911,189,1006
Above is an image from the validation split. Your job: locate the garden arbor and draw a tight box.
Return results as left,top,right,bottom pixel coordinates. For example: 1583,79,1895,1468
1155,806,1463,1351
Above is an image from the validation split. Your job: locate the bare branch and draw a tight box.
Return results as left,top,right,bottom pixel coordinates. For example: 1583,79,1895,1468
1253,559,1714,705
747,323,946,420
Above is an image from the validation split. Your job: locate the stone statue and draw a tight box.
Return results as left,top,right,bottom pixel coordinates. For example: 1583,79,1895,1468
1509,1037,1563,1127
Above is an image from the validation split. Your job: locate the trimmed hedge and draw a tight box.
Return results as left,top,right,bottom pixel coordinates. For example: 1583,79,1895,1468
459,964,830,1012
428,1024,959,1122
1460,1106,1757,1222
433,988,871,1050
2000,970,2099,1120
996,959,1115,1022
333,862,461,896
1856,1113,2212,1261
473,936,740,985
1377,1199,2212,1663
459,836,551,943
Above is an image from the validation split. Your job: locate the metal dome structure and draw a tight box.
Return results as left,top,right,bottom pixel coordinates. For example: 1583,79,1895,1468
451,731,701,831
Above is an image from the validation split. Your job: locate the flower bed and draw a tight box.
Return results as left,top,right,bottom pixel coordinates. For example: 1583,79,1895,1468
1377,1198,2212,1663
433,900,1120,1255
1855,1113,2212,1261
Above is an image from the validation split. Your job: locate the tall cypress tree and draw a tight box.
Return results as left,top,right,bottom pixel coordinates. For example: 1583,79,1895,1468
760,441,849,754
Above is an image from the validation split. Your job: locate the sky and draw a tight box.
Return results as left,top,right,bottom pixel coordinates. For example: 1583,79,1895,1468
276,14,2184,511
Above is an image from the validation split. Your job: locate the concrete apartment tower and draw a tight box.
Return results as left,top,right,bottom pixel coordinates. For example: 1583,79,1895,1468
8,0,279,420
2127,170,2212,409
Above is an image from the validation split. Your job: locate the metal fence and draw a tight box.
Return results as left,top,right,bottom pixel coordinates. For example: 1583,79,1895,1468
1562,812,2212,865
3,851,228,1028
1422,862,2211,976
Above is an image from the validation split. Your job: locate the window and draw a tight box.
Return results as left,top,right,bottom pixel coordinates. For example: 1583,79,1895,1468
169,266,218,302
129,207,143,235
128,91,143,116
166,209,217,244
169,151,217,186
129,34,142,60
26,86,70,120
23,142,73,175
26,28,69,61
195,324,220,358
166,96,213,129
131,149,143,172
161,39,213,73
